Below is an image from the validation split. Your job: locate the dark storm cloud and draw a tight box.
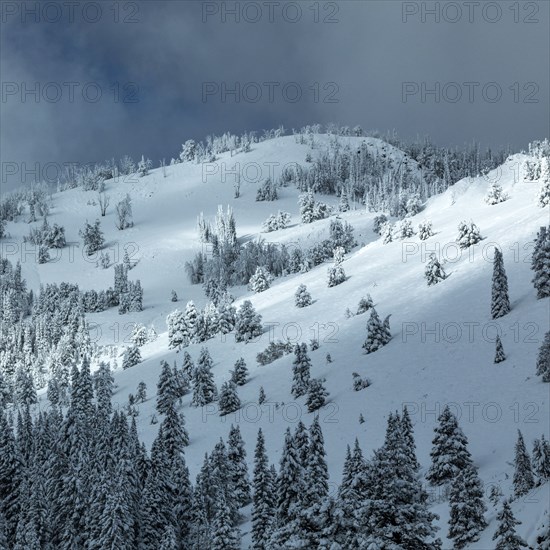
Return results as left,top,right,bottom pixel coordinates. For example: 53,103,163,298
1,0,548,191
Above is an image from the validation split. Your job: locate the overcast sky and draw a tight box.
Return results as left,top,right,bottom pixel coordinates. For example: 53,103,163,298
1,0,549,191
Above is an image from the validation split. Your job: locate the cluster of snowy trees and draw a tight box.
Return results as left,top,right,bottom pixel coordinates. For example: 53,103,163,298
298,190,332,223
256,178,278,201
167,298,263,348
23,216,66,251
262,211,291,233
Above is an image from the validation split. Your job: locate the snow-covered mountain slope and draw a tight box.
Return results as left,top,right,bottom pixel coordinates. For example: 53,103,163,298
5,134,549,547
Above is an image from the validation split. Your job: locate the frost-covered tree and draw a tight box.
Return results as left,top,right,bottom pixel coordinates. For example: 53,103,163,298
338,189,350,212
372,214,388,235
538,156,550,207
492,499,527,549
381,221,394,244
486,182,508,205
218,381,241,416
298,190,331,223
356,294,374,314
79,219,104,255
262,211,291,232
418,219,434,240
398,219,415,239
448,464,487,549
230,358,248,386
122,345,141,370
115,194,133,230
536,332,550,382
252,429,274,550
136,381,147,403
424,254,447,286
532,226,550,299
491,248,511,319
306,378,329,412
494,335,506,363
291,343,312,398
234,300,263,343
256,178,278,201
37,245,49,264
258,386,266,405
457,221,482,248
295,284,312,308
137,155,152,177
212,493,241,550
227,425,251,507
362,308,391,354
532,435,550,483
184,301,199,341
513,430,535,497
156,360,178,414
327,247,346,287
131,324,148,347
191,348,218,407
248,267,273,293
166,309,188,349
427,405,473,485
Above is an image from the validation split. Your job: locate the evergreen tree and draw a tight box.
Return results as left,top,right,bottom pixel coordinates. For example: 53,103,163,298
252,429,274,550
486,182,508,205
494,335,506,363
356,294,374,314
230,358,248,386
457,220,482,248
493,499,527,549
249,267,273,293
536,331,550,382
427,405,473,485
212,493,240,550
227,425,251,507
218,381,241,416
362,307,391,354
184,301,199,342
122,345,141,370
424,254,447,286
291,343,312,398
513,430,535,497
191,348,218,407
234,300,263,343
166,309,189,350
160,405,189,457
156,361,178,415
401,405,421,472
182,351,195,380
381,221,394,244
373,214,387,235
159,525,178,550
95,362,114,415
398,218,415,239
491,248,511,319
258,386,266,405
532,435,550,483
418,219,434,240
79,219,104,255
170,290,178,302
538,156,550,207
306,378,329,412
532,226,550,299
136,381,147,403
448,464,487,549
295,284,312,308
327,247,346,287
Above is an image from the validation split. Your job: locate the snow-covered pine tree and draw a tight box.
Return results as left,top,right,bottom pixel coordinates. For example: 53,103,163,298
258,386,266,405
457,220,482,248
227,424,251,507
538,156,550,207
295,284,312,308
356,294,374,314
291,343,312,398
252,429,274,550
532,435,550,483
248,267,273,293
401,405,421,472
166,309,189,349
156,360,178,415
181,351,195,380
489,484,504,508
306,379,329,412
491,247,511,319
424,254,447,286
373,214,388,235
191,347,218,407
381,221,394,244
513,430,535,497
418,220,434,240
338,189,350,212
485,182,508,205
136,381,147,403
131,324,148,346
234,300,263,343
536,331,550,382
494,335,506,363
532,226,550,299
137,155,152,177
79,219,104,255
492,499,527,549
448,464,487,549
218,381,241,416
184,300,199,342
160,405,190,456
230,358,248,386
327,246,346,287
398,218,414,239
212,492,241,550
122,345,141,370
426,405,473,485
362,307,391,354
